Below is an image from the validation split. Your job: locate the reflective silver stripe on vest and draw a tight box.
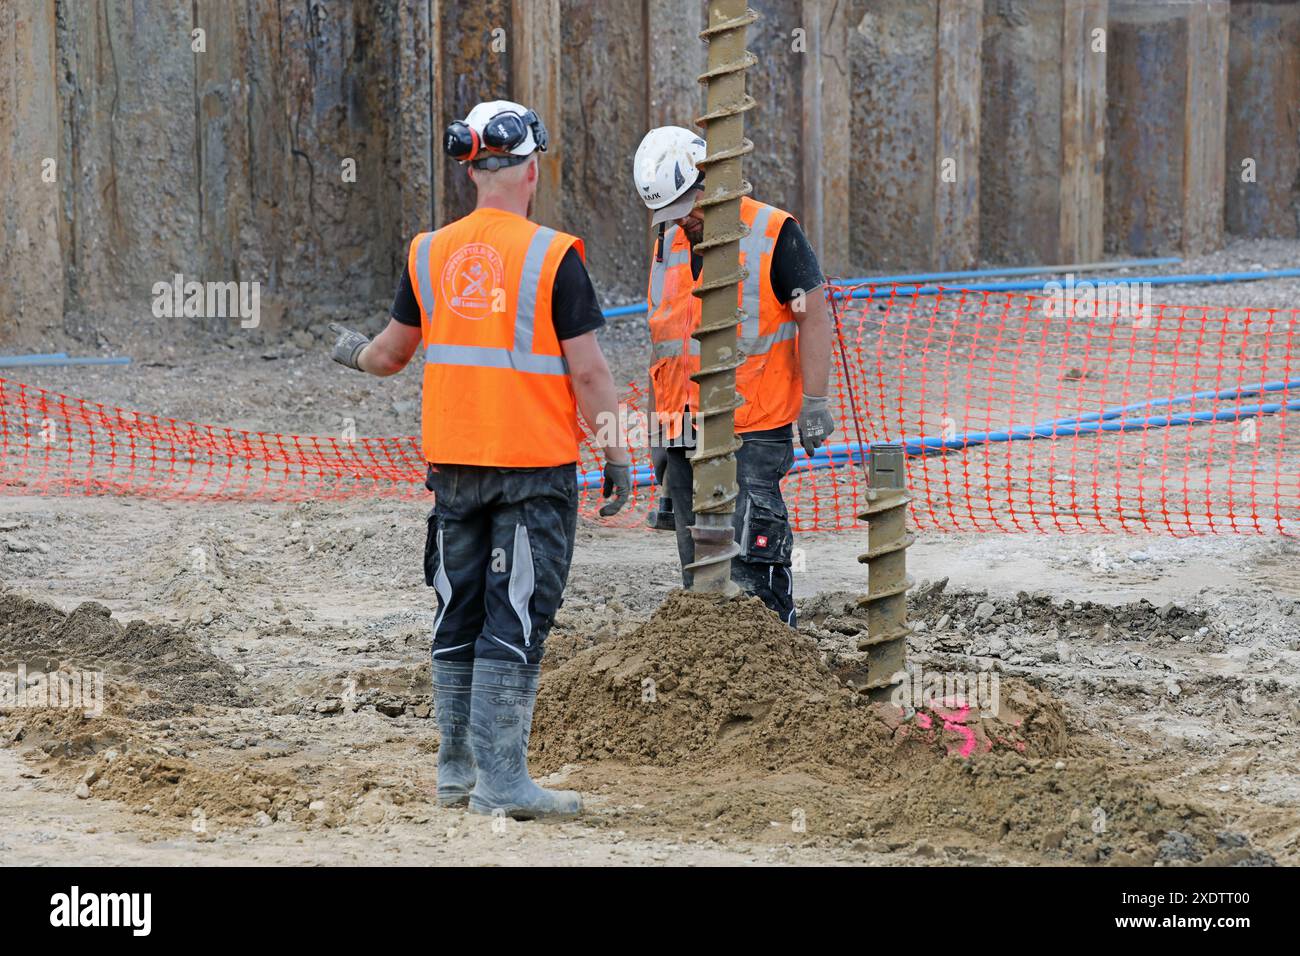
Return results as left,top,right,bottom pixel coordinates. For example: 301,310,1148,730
748,319,798,356
738,204,777,344
651,320,796,362
651,338,700,361
649,226,690,307
424,343,569,376
516,226,555,353
414,231,436,312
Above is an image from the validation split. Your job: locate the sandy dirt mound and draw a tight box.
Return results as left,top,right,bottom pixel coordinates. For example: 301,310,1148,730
534,590,1272,864
868,753,1274,865
0,591,247,717
533,590,1052,774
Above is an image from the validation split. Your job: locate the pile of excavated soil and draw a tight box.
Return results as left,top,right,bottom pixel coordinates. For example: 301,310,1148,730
534,590,1273,864
866,753,1274,866
5,707,427,830
0,591,246,716
533,590,1058,775
88,751,304,824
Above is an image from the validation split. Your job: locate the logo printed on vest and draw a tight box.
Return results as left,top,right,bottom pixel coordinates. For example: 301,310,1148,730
442,243,505,320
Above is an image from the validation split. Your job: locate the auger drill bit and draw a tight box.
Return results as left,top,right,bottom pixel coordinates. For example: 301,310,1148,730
685,0,759,596
858,443,913,700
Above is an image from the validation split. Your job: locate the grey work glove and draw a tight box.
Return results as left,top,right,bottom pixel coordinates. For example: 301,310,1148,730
797,393,836,456
598,459,632,517
329,323,370,371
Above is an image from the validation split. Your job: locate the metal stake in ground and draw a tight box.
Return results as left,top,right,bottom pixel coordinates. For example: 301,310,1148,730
858,443,912,699
686,0,758,596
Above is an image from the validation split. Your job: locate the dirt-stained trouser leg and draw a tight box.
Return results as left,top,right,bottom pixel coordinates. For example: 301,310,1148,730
467,464,582,819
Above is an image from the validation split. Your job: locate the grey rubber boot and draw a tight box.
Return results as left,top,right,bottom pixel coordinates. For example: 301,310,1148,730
467,659,582,819
432,660,477,807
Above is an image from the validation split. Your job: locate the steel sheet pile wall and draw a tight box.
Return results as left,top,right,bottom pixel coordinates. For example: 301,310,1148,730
980,0,1106,265
1225,0,1300,239
1,0,1296,344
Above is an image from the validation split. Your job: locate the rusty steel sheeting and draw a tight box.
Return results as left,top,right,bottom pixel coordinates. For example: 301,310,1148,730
857,444,912,699
1225,0,1300,239
1105,0,1230,257
684,0,758,595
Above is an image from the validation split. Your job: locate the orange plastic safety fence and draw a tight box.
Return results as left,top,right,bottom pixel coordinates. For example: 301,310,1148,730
1,285,1297,534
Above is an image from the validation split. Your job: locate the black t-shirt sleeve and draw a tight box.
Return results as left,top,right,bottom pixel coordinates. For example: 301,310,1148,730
550,246,606,340
769,218,825,305
390,264,422,327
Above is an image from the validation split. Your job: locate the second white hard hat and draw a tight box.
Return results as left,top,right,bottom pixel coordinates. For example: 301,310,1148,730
633,126,707,225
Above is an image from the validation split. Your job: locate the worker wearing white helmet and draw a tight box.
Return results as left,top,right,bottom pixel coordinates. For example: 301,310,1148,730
328,100,631,819
633,125,835,627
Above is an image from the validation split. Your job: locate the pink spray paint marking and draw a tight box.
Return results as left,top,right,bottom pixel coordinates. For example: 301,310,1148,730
932,699,979,758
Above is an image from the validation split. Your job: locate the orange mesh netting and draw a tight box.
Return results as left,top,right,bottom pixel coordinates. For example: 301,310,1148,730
2,286,1297,535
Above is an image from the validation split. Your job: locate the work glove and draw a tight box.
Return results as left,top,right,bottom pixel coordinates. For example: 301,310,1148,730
329,323,370,371
598,459,632,517
797,393,836,457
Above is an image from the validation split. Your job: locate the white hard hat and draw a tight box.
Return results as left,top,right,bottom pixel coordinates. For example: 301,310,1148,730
445,100,549,169
633,126,707,225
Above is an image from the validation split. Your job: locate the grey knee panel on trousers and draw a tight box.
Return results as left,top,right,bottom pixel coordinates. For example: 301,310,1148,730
663,435,797,625
424,463,577,665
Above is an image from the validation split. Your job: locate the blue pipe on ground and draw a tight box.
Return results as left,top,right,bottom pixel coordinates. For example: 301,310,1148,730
836,268,1300,301
0,356,131,368
834,257,1181,287
577,379,1300,490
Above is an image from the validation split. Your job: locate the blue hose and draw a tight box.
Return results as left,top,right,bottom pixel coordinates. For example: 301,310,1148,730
598,261,1289,321
836,268,1300,301
1039,378,1300,430
0,355,131,368
577,375,1300,490
602,303,651,318
835,258,1181,287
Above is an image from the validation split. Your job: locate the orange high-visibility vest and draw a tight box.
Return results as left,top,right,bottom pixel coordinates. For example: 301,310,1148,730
646,197,802,440
409,207,584,467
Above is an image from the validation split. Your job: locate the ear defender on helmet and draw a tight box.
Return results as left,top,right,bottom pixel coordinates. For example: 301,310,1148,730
444,121,480,162
481,112,527,152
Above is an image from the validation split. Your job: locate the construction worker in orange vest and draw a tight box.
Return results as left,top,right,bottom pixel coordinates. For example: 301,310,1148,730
329,101,632,819
633,126,835,627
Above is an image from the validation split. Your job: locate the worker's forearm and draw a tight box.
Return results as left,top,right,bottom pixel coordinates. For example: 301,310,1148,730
796,291,833,396
357,343,404,377
573,373,631,464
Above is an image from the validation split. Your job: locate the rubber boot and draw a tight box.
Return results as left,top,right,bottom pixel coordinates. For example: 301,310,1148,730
432,660,476,807
646,494,676,531
467,659,582,819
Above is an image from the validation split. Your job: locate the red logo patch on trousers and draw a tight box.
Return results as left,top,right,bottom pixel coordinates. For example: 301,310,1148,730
755,534,769,548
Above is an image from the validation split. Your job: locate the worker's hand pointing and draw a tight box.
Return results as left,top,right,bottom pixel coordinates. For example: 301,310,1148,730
797,393,836,457
598,456,632,517
329,323,371,371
